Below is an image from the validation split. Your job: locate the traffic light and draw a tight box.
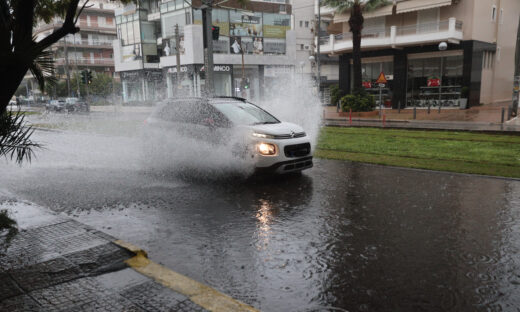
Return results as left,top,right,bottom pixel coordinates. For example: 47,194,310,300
212,25,219,41
86,70,93,84
81,70,87,84
240,78,250,90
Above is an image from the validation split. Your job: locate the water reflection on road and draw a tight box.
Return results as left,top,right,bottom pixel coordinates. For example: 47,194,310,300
0,129,519,311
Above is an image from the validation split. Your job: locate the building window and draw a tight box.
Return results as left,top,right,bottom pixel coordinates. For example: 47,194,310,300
491,5,497,22
299,20,302,27
300,44,304,50
305,21,309,28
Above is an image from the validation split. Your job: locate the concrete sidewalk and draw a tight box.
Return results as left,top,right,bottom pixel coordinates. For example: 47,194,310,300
0,196,256,312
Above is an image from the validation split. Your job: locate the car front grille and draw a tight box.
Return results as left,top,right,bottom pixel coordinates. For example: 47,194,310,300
273,132,306,139
284,143,311,158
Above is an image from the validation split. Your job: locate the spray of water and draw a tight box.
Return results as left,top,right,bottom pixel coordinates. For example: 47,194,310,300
258,73,323,147
140,73,322,179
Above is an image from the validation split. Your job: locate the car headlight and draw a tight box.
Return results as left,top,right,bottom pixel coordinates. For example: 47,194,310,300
252,132,275,139
257,143,277,156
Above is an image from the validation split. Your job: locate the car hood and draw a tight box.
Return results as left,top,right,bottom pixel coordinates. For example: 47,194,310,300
242,121,305,136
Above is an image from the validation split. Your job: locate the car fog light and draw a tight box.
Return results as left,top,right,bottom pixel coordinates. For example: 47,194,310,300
257,143,276,156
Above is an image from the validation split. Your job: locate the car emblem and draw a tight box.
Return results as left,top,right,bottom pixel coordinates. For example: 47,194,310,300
290,131,295,138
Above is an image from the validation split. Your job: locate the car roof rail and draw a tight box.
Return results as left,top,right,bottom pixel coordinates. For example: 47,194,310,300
212,96,247,102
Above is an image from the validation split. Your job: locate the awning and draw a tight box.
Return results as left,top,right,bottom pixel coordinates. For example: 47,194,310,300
397,0,452,14
334,4,394,23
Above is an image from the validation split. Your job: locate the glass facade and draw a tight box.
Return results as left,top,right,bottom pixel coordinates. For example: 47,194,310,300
407,53,463,107
351,59,394,108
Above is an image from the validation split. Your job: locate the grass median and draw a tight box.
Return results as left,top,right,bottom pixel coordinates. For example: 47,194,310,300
316,127,520,178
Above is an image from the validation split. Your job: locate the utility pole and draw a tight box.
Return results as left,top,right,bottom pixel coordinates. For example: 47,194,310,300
201,1,214,96
175,24,181,91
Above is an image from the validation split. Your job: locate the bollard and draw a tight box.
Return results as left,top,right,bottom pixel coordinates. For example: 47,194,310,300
398,101,401,114
349,108,352,126
413,107,417,119
501,107,505,123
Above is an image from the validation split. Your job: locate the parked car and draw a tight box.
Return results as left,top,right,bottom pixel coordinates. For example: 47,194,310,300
46,99,66,112
143,97,313,174
65,97,89,112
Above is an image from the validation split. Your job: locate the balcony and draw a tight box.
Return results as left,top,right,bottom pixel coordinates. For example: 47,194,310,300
320,18,463,54
55,39,115,49
55,57,114,67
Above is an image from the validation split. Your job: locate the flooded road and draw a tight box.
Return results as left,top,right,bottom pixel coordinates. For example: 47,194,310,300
1,120,519,311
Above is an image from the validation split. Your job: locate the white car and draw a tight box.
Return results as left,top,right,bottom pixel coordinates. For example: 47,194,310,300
144,97,313,174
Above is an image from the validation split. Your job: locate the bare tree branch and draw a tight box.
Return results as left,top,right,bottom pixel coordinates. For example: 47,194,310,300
74,0,92,25
34,0,81,54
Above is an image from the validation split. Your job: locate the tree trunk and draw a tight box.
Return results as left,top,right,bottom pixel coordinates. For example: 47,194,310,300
349,3,364,93
0,61,29,114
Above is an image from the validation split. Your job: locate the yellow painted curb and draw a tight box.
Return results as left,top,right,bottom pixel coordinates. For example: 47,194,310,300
114,240,259,312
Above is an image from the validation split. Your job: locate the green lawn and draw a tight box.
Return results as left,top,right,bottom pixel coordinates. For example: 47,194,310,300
316,127,520,178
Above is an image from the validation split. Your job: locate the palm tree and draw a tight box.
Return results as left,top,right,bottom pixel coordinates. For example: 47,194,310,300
321,0,395,92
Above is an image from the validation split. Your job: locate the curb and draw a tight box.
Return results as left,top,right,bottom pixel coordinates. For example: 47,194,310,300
113,240,259,312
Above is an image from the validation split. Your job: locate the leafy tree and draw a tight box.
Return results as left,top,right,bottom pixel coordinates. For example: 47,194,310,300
0,0,133,113
321,0,395,92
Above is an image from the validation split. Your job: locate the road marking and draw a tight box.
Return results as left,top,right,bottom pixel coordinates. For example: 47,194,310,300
114,240,259,312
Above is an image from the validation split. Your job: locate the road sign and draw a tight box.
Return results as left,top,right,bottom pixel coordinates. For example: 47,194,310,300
378,83,386,88
376,72,387,84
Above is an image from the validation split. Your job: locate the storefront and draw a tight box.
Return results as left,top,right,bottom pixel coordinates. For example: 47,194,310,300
351,57,394,107
165,64,233,97
337,41,495,109
121,70,163,103
406,51,463,108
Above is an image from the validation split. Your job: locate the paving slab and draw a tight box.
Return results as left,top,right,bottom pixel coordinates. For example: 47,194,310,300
0,198,252,312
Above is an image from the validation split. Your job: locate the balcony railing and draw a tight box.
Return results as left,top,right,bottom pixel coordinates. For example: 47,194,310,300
58,39,115,47
55,57,114,66
320,18,463,53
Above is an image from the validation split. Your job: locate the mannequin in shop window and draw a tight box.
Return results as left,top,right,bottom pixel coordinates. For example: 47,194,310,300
163,42,170,56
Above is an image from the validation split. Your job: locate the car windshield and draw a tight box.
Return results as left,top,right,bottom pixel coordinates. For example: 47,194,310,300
212,101,279,125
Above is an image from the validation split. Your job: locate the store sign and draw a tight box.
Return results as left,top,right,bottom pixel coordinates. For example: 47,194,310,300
214,65,231,72
145,71,163,81
241,15,260,24
427,78,440,87
168,66,190,73
362,81,372,89
120,71,140,79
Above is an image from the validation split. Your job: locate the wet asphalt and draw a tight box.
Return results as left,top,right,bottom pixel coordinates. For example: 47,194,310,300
1,115,519,312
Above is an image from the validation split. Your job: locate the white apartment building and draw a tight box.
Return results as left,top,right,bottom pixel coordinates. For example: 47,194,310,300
320,0,520,108
113,0,297,103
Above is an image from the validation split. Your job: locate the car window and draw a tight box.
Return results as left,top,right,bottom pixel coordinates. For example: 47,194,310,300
212,101,279,125
156,101,230,127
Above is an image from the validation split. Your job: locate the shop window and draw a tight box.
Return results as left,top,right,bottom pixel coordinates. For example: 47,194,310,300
407,54,463,108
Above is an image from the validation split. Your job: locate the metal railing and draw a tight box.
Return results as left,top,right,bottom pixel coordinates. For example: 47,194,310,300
321,19,463,47
59,39,114,46
55,57,114,66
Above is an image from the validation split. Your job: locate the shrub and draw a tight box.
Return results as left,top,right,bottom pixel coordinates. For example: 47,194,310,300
329,84,343,106
340,89,375,112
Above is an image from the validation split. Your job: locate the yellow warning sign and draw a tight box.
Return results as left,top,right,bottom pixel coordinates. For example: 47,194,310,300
376,72,387,84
